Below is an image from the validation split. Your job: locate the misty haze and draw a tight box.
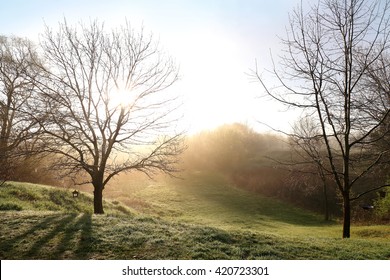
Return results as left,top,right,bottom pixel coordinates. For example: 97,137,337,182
0,0,389,261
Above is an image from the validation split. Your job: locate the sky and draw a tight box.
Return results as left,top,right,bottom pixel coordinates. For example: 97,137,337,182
0,0,302,134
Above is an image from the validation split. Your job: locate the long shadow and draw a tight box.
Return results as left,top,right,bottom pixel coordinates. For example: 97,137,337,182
23,213,78,259
51,213,93,259
0,212,96,259
74,213,93,259
0,214,61,258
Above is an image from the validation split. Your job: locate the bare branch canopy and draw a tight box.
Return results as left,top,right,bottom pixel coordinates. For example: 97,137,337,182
33,19,185,214
252,0,390,238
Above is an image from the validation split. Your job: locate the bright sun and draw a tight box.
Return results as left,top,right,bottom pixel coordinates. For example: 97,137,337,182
109,85,135,109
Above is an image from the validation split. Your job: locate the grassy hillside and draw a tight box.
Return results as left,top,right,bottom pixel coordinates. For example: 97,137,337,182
0,181,131,215
103,173,366,239
1,177,390,259
132,173,325,229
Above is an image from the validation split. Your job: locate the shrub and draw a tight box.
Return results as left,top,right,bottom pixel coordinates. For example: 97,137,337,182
33,200,61,211
9,188,41,201
0,202,23,211
374,186,390,222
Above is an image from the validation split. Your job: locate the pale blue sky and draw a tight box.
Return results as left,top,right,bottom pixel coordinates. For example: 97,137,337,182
0,0,301,133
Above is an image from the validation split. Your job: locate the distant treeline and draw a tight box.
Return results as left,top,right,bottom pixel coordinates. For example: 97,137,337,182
180,123,390,222
5,122,389,222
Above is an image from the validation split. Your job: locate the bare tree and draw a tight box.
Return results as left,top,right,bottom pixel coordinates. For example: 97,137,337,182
362,52,390,152
34,20,184,214
0,35,40,184
253,0,390,238
289,116,332,221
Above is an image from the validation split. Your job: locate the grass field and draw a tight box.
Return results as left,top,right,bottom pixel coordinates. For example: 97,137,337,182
1,173,389,259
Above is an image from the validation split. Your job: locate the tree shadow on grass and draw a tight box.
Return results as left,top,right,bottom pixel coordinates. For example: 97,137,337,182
51,213,93,259
0,213,94,259
23,213,78,258
0,214,61,258
74,213,93,259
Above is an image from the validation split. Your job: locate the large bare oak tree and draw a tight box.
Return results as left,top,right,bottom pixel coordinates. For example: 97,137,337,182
254,0,390,238
34,20,184,214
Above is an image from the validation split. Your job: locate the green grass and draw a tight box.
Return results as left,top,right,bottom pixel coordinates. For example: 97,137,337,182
0,181,131,215
1,175,389,260
134,173,323,225
1,210,390,260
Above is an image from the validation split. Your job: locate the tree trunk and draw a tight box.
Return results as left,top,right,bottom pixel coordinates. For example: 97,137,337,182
323,182,330,221
342,192,351,238
93,184,104,214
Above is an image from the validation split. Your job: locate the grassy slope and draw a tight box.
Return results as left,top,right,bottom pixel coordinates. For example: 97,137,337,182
107,173,390,240
1,177,390,260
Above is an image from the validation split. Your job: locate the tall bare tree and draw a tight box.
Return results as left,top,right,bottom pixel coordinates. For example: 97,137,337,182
362,52,390,151
34,20,184,214
0,36,40,184
253,0,390,237
289,116,332,221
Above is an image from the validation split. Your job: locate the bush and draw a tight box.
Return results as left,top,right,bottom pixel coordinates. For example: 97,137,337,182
0,202,23,211
33,200,62,211
9,188,41,201
374,186,390,222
